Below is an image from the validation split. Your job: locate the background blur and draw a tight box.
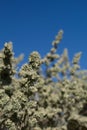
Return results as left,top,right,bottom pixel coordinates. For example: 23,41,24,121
0,0,87,69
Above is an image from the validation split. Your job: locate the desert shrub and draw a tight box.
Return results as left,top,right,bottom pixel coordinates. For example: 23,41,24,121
0,31,87,130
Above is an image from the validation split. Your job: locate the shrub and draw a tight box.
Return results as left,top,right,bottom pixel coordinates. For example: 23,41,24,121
0,31,87,130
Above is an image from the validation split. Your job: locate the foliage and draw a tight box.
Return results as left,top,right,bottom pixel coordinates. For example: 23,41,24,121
0,31,87,130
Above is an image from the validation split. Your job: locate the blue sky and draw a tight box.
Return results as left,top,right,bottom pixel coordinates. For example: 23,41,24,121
0,0,87,69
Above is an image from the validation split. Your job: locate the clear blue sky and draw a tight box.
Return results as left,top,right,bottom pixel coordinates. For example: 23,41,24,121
0,0,87,69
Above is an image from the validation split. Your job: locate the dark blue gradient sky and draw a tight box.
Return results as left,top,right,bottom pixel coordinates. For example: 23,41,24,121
0,0,87,69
